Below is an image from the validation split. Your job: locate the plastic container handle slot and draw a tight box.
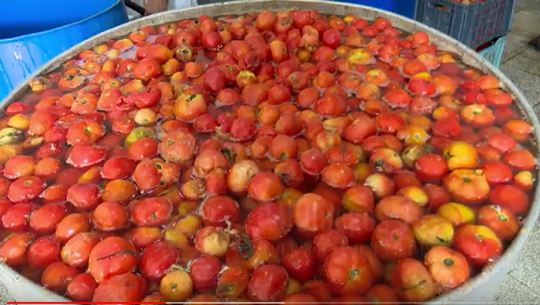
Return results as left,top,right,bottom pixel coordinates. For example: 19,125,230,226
125,0,146,15
432,2,449,11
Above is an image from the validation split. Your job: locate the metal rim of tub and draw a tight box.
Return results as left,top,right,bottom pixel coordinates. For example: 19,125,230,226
0,0,124,43
1,1,538,303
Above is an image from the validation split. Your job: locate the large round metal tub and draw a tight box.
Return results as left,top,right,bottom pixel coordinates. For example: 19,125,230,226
0,0,538,303
0,0,129,101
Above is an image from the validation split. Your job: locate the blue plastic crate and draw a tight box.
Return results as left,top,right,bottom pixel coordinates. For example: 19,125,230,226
414,0,515,49
330,0,416,18
478,36,506,68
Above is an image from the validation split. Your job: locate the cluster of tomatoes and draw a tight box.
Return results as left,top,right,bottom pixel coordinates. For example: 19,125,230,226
0,8,536,304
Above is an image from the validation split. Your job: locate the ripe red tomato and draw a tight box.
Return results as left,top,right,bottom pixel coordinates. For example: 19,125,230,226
371,220,416,261
88,237,139,283
293,193,335,236
138,241,179,282
245,202,293,241
313,230,348,262
281,248,315,281
93,272,147,302
323,246,374,295
247,264,288,302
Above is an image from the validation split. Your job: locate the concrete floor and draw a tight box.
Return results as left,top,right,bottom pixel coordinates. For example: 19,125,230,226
2,1,540,303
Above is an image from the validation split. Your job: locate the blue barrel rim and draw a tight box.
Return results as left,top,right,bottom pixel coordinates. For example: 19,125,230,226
0,0,124,44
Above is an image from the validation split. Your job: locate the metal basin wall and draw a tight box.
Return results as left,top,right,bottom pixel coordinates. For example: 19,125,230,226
0,0,129,101
0,1,538,303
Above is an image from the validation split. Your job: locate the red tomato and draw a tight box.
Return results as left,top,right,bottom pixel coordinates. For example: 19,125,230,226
88,237,139,283
246,264,287,299
245,202,293,242
93,272,147,302
323,246,374,295
292,193,335,237
281,248,315,281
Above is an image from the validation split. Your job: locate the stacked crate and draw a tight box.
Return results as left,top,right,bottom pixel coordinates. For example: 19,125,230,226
477,36,507,67
414,0,515,67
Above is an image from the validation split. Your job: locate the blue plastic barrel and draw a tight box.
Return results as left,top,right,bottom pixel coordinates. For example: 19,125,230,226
0,0,129,100
330,0,416,19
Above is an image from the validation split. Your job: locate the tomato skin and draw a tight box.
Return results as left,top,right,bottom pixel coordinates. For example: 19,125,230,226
225,238,279,271
488,184,530,216
424,246,470,290
0,198,13,224
374,195,423,224
92,201,129,231
245,202,293,242
513,171,534,191
67,273,98,302
371,220,416,261
453,225,503,267
247,264,289,302
477,205,520,241
0,232,34,267
487,133,516,154
41,261,82,294
481,161,513,186
322,29,342,49
3,155,36,180
27,235,62,269
323,246,374,295
443,169,490,205
335,212,376,243
216,266,250,298
125,89,161,109
88,236,139,283
423,184,450,210
128,138,159,160
189,256,222,292
159,268,193,302
443,141,478,171
130,197,173,227
61,232,101,268
390,258,437,302
66,144,108,169
55,213,91,242
66,182,101,211
366,284,399,305
29,202,67,234
414,154,448,182
199,195,240,227
139,241,179,282
303,280,333,302
93,272,148,302
503,119,532,143
2,202,39,231
293,193,335,237
284,293,320,305
312,230,348,262
7,176,45,203
341,185,374,213
247,171,285,201
503,149,536,171
281,248,315,281
101,156,136,180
